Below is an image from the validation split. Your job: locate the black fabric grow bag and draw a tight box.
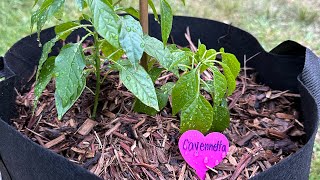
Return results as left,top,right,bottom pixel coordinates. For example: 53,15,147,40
0,15,319,180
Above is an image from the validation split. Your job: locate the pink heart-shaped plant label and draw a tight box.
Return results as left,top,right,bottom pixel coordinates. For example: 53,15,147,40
178,130,229,180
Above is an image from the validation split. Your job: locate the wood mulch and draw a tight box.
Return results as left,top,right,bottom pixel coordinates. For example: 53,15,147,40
11,32,305,180
11,65,305,180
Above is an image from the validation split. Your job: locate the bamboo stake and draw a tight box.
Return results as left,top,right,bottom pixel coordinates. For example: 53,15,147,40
139,0,149,70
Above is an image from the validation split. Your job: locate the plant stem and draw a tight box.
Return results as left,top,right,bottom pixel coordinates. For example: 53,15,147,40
92,32,101,119
139,0,149,70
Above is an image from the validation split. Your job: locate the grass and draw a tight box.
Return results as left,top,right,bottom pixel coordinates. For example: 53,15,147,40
0,0,80,55
1,0,320,55
1,0,320,178
311,141,320,180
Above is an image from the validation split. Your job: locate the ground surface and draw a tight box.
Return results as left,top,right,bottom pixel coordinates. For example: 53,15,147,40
1,0,320,179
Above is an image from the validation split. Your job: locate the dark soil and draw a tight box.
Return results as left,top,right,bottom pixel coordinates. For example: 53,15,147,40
11,63,305,180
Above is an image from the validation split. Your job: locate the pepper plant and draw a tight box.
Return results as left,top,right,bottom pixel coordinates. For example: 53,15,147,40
32,0,239,134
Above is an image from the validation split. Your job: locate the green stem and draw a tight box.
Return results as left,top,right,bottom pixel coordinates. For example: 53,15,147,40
92,32,101,119
62,24,93,35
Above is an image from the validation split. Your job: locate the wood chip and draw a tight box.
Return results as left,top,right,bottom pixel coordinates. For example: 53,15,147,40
275,113,295,119
105,122,121,136
230,153,252,180
71,147,86,154
103,110,116,119
178,163,187,180
266,128,287,139
270,90,289,99
44,134,65,148
134,118,146,129
228,155,238,166
68,119,77,128
77,119,97,136
156,147,167,164
236,131,256,146
35,103,46,117
112,131,134,144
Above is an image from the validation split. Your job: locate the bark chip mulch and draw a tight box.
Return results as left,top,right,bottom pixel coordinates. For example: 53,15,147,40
12,66,305,180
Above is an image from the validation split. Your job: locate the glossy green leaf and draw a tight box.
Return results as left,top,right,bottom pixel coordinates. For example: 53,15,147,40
133,88,168,116
197,43,206,61
36,38,58,84
55,43,86,119
196,44,217,72
115,60,159,110
206,49,217,59
33,0,39,7
201,79,213,93
34,56,55,108
75,0,86,11
122,7,140,19
172,69,199,115
147,58,157,71
119,15,144,66
148,0,159,22
31,0,65,33
220,48,240,78
86,0,120,48
148,67,164,82
53,5,64,20
220,62,236,96
180,95,213,133
169,50,189,70
54,22,79,40
144,35,172,69
100,40,124,61
212,66,227,106
160,82,175,95
79,14,92,21
160,0,173,45
211,105,230,132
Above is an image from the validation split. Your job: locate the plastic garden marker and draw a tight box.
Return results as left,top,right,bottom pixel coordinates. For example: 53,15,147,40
178,130,229,180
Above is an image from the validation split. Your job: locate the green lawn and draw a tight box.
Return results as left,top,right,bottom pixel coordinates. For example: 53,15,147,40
1,0,320,179
1,0,320,56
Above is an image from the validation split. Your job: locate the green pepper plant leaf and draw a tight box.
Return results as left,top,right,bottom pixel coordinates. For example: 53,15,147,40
31,0,240,134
